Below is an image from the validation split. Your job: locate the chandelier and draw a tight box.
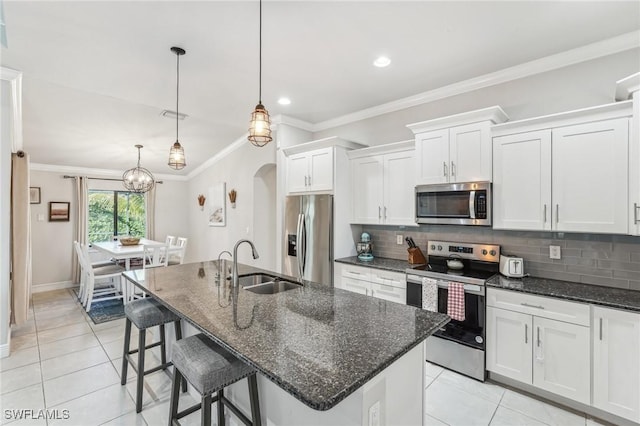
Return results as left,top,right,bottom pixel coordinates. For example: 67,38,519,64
123,145,155,193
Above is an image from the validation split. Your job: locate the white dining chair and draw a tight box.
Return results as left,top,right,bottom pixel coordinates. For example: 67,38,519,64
77,242,125,312
74,241,118,304
165,235,176,246
168,237,188,265
126,244,170,303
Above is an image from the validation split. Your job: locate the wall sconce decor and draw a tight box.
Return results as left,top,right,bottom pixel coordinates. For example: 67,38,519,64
197,194,206,210
228,189,237,209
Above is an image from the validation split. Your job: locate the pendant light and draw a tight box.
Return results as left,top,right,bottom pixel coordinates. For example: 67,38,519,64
247,0,272,147
123,145,155,193
168,46,187,169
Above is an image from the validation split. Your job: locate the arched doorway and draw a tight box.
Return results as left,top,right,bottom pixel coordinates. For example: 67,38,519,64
252,163,276,270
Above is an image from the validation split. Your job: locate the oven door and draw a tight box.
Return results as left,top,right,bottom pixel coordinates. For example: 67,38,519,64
434,281,485,350
415,182,491,226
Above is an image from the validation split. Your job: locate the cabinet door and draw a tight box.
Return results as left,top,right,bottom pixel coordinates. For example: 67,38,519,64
486,307,532,384
552,118,629,234
341,277,370,296
593,306,640,422
370,283,406,305
351,156,383,224
415,129,449,184
383,150,416,225
287,153,310,194
532,316,590,404
308,148,333,192
493,130,552,231
450,122,492,183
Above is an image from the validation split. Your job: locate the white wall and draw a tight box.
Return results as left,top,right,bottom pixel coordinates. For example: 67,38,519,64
186,141,277,266
29,170,189,288
1,80,12,351
313,49,640,145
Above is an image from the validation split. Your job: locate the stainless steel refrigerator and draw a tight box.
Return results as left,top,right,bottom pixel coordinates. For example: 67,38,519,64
283,195,333,284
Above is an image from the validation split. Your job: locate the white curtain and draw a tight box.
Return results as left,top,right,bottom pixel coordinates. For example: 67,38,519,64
145,186,156,240
72,176,88,283
10,152,31,325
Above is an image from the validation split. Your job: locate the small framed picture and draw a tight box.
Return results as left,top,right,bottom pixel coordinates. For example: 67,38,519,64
49,202,70,222
29,187,41,204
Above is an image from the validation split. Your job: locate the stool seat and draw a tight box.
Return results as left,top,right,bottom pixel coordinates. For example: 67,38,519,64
124,298,180,330
172,334,255,395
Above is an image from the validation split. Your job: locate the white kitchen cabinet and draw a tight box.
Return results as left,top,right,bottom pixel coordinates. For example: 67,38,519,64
407,106,508,185
286,147,333,194
592,306,640,422
334,262,406,305
348,141,415,226
487,306,533,384
493,107,631,234
486,288,590,404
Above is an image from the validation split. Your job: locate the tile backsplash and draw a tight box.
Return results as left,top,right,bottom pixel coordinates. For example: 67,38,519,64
360,225,640,291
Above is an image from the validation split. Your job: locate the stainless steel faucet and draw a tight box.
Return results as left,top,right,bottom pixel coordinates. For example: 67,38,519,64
232,239,259,287
216,250,233,280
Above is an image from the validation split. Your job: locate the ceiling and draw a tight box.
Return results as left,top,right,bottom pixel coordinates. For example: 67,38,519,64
2,1,639,177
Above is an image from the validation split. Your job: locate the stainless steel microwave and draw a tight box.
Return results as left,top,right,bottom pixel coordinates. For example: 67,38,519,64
415,182,491,226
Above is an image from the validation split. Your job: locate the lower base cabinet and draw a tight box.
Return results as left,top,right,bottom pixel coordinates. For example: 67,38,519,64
592,306,640,423
334,262,406,305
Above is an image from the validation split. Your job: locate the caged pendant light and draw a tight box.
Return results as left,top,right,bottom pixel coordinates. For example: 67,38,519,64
168,46,187,169
247,0,272,147
123,145,155,193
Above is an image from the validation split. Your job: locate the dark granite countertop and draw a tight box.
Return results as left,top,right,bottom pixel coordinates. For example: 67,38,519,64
122,261,449,411
335,256,423,273
487,275,640,313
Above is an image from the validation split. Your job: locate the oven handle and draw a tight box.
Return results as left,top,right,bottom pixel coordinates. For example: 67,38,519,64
406,275,485,296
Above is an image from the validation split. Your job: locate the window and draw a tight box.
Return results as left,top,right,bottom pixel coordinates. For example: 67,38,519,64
88,190,146,243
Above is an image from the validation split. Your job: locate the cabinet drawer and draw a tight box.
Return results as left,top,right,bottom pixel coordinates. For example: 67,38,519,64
340,264,371,281
342,277,370,295
371,283,406,305
487,288,589,326
370,269,406,289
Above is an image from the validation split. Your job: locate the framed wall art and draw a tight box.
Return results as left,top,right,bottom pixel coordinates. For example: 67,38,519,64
29,187,41,204
208,183,226,227
49,201,70,222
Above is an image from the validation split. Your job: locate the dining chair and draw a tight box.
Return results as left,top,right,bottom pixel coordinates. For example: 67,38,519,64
125,244,170,303
168,237,188,266
73,241,118,304
77,242,125,312
166,235,176,246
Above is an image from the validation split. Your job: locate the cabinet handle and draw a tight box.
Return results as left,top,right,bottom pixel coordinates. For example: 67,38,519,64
521,303,545,310
599,317,603,341
308,175,311,186
537,326,541,347
384,206,387,219
304,176,308,186
556,204,559,224
543,204,547,223
525,324,528,344
443,162,448,177
378,206,382,219
635,203,640,224
451,161,455,177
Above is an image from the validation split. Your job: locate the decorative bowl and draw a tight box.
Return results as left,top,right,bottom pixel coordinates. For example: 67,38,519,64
119,237,140,246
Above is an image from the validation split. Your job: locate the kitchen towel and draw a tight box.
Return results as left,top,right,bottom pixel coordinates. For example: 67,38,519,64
447,282,466,321
421,277,438,312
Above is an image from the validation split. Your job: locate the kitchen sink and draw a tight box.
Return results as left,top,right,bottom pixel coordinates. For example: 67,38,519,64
234,273,278,287
234,273,302,294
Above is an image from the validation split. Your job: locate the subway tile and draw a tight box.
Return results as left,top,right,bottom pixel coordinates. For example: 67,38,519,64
629,280,640,291
581,250,631,261
566,265,612,278
526,261,566,273
598,260,640,272
556,257,597,267
579,275,629,289
631,252,640,263
612,270,640,280
612,242,640,253
565,241,613,251
525,269,582,283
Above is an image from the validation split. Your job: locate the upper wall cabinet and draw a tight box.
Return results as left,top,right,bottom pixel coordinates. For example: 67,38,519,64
407,106,509,185
348,141,416,226
283,137,367,195
493,102,632,234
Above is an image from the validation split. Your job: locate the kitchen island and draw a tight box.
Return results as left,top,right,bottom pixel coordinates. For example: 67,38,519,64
122,261,449,425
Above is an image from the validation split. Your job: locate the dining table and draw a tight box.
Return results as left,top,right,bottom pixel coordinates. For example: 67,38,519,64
91,238,178,270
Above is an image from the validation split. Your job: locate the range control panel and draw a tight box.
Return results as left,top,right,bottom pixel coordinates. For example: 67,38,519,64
427,240,500,263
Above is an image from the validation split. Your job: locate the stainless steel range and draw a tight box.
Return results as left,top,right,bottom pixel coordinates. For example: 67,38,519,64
406,240,500,381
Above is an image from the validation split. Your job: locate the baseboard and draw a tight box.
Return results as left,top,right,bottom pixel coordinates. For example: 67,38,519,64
32,280,75,293
0,328,10,358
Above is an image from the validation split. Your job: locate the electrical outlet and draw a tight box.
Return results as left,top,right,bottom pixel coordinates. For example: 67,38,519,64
396,235,403,245
368,401,381,426
549,245,561,259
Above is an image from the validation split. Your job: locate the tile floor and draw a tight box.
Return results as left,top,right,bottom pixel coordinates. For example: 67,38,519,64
0,289,609,426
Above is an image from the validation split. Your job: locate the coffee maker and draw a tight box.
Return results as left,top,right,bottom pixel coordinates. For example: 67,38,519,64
356,232,374,261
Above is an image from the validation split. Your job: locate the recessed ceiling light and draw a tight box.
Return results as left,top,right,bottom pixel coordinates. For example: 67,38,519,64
373,56,391,68
277,97,291,105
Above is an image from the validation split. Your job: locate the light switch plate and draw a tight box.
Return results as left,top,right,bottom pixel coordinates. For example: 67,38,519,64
549,245,561,259
396,235,403,245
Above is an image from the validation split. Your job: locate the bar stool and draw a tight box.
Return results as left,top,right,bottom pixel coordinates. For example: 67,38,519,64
121,298,185,413
169,333,261,426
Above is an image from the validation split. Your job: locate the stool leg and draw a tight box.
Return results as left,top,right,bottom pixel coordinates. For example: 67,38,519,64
136,329,147,413
160,324,167,367
120,319,132,386
248,374,261,426
168,367,183,426
202,394,212,426
174,321,187,393
217,389,224,426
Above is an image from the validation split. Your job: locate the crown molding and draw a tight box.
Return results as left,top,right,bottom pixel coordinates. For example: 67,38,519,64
282,136,368,156
271,114,314,132
313,31,640,132
30,163,189,181
347,140,414,159
615,72,640,101
407,106,508,134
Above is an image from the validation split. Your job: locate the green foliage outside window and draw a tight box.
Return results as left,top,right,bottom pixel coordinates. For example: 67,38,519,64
88,190,146,243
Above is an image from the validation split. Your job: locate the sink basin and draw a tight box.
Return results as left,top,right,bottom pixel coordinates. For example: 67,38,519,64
232,273,302,294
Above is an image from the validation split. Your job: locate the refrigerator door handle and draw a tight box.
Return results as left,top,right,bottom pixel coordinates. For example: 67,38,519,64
296,213,304,280
299,214,307,279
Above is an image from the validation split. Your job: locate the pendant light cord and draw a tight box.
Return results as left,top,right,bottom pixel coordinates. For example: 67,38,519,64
176,51,180,141
259,0,262,104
